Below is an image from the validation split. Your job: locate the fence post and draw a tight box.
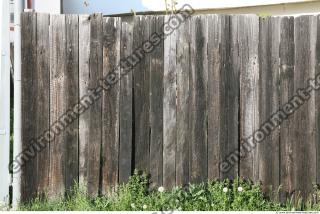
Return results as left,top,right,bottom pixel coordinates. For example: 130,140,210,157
0,0,11,206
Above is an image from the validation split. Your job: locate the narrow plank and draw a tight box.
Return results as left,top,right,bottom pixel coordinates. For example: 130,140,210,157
133,16,150,173
21,12,38,201
36,13,50,196
279,16,295,201
207,15,222,180
49,14,67,198
292,15,317,199
258,17,280,194
219,15,239,180
316,15,320,188
189,15,208,183
65,14,79,192
239,15,260,181
176,17,190,186
86,13,103,196
119,17,134,184
149,16,164,188
101,17,121,193
78,14,91,188
163,15,177,188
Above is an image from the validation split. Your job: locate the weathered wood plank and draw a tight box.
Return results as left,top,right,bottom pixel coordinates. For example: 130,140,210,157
316,15,320,187
189,15,208,183
163,15,177,188
119,17,134,184
79,14,91,188
176,16,190,186
239,15,260,181
279,16,295,201
258,17,280,194
21,12,38,201
133,16,151,173
36,13,50,196
207,15,222,180
101,17,121,193
86,13,103,196
149,15,164,188
65,14,79,192
219,15,239,180
49,14,67,198
292,15,317,199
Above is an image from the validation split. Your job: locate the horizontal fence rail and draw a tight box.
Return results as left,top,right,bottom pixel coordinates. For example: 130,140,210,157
19,12,320,202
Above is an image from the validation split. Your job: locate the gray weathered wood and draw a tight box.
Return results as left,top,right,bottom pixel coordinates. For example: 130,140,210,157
101,17,121,193
189,16,208,183
119,17,134,184
279,16,295,201
21,12,38,201
133,16,151,173
163,15,177,188
149,16,164,188
207,15,222,180
79,14,91,189
316,15,320,188
258,17,280,194
65,14,79,192
239,15,260,181
219,15,239,180
86,13,103,196
36,13,50,196
176,16,190,186
292,15,317,199
49,14,67,198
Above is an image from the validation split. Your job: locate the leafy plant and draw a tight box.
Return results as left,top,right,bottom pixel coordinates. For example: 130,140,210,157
19,172,320,211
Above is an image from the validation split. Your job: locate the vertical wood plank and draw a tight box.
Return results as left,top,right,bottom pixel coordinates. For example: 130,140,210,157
149,16,164,188
163,15,177,188
101,17,121,192
119,17,133,184
78,13,103,196
189,15,208,183
87,13,103,196
21,12,38,201
49,14,66,198
292,15,317,199
36,13,50,196
133,16,151,173
316,15,320,188
176,16,190,186
65,14,79,192
239,15,260,181
79,14,91,188
207,15,222,180
258,17,280,194
219,15,239,179
279,16,295,201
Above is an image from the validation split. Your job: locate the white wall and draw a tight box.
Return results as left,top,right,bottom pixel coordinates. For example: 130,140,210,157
34,0,61,13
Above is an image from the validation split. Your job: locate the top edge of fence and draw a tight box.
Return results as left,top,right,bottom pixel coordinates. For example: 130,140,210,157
21,11,320,19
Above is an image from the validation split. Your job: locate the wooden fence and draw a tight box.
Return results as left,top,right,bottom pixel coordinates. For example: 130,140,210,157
21,12,320,202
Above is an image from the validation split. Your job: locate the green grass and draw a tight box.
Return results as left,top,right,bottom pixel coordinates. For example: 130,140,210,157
19,170,320,211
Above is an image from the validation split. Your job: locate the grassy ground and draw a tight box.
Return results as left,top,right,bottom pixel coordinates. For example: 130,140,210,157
18,171,320,211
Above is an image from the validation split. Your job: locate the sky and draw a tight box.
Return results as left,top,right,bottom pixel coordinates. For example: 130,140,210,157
63,0,148,14
63,0,303,15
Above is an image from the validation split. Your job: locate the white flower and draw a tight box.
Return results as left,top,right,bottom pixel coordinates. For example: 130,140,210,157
158,186,165,193
143,204,148,209
223,187,228,193
237,186,243,192
131,203,136,209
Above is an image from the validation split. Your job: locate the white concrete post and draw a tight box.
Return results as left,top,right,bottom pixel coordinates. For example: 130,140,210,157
0,0,11,206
